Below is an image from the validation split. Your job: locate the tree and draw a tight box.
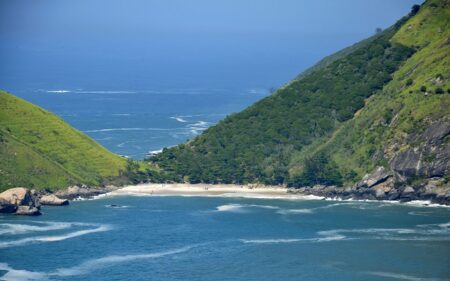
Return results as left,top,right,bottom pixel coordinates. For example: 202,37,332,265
410,4,420,16
435,87,444,94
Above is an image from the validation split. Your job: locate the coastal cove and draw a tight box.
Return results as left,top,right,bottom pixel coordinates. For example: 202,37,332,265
1,192,449,281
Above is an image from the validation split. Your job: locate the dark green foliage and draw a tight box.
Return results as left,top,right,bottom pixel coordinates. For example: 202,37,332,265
151,21,414,186
435,87,444,94
420,85,427,92
406,78,413,86
410,4,421,16
287,153,343,187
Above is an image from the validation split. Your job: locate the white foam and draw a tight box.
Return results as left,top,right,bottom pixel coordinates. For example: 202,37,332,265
53,246,192,277
317,222,450,241
404,200,446,208
240,234,346,244
0,263,46,281
366,271,438,281
276,208,314,215
186,121,211,134
216,204,246,212
0,224,111,248
170,116,188,123
216,203,279,212
47,90,70,94
0,246,194,281
240,238,302,244
0,222,72,235
148,149,163,156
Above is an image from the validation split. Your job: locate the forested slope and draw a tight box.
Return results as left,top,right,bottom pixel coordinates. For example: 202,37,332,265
151,0,449,189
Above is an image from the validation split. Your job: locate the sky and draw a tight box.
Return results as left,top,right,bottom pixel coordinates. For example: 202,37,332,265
0,0,422,91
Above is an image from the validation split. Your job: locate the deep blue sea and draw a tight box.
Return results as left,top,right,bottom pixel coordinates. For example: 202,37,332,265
7,87,270,159
0,196,449,281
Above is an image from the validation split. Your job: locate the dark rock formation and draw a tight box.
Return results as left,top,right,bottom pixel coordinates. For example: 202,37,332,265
390,121,450,178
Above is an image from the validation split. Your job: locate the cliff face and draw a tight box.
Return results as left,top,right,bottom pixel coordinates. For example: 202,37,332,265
390,121,449,179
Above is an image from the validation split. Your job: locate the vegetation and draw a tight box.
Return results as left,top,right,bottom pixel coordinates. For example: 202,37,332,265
0,91,128,191
150,3,422,186
2,0,447,191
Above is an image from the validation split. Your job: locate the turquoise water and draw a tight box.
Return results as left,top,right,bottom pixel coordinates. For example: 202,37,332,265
1,196,449,281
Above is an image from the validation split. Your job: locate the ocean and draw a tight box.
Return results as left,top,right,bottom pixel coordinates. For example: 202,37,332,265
8,87,270,159
0,195,449,280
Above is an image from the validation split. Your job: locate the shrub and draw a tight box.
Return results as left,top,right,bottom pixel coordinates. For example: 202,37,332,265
435,87,444,94
406,78,413,86
410,4,420,16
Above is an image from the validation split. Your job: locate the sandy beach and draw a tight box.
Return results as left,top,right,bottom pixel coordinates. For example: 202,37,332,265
108,183,320,199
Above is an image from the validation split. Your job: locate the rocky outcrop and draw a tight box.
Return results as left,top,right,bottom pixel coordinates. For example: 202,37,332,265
15,205,41,216
390,121,450,178
39,194,69,206
288,177,450,205
54,185,118,200
0,187,41,215
357,166,392,188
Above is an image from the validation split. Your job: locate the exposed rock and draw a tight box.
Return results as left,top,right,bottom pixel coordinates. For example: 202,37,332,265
0,187,41,215
390,121,450,178
373,178,394,199
0,198,16,213
357,166,392,188
0,187,36,206
16,205,41,216
40,194,69,206
288,176,449,205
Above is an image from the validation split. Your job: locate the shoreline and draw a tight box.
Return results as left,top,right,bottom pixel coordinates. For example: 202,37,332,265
101,183,449,207
108,183,294,198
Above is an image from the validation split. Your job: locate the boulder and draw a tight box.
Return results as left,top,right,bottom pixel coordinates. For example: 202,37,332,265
15,205,41,216
357,166,392,188
0,187,41,215
40,194,69,206
0,198,17,213
0,187,35,206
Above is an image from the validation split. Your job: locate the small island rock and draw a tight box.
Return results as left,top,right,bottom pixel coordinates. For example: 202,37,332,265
40,194,69,206
0,187,41,215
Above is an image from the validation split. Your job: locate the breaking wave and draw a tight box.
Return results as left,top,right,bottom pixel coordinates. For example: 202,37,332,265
317,222,450,241
216,203,279,213
0,223,112,249
0,221,73,235
0,246,194,281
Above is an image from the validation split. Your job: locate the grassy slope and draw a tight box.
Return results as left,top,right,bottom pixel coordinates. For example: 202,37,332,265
0,91,127,191
294,0,449,182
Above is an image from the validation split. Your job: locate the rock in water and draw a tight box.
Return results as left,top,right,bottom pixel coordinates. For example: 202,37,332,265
0,187,35,205
0,187,41,215
15,205,41,216
40,194,69,206
0,198,17,213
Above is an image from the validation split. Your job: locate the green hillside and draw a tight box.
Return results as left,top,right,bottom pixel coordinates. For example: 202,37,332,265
0,91,127,191
151,0,449,187
290,0,450,185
